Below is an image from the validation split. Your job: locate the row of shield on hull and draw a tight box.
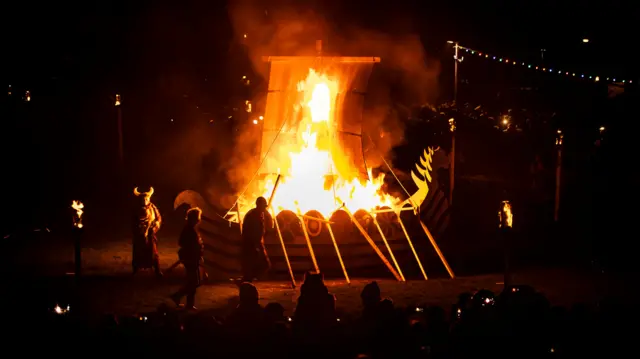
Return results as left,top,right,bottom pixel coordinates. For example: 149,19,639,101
173,177,450,280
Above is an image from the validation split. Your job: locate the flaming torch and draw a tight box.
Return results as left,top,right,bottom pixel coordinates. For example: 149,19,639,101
71,200,84,278
498,200,513,289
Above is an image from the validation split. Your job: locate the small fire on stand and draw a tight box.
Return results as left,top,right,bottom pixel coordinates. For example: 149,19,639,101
53,304,70,314
71,201,84,229
498,201,513,228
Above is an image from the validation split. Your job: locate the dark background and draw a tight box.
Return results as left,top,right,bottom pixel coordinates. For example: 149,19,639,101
1,0,637,270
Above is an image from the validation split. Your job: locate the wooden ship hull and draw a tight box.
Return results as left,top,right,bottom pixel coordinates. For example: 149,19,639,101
174,170,451,281
174,43,453,280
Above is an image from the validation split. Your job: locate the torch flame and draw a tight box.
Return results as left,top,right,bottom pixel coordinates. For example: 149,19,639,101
72,200,84,228
499,201,513,228
54,304,70,314
242,69,400,219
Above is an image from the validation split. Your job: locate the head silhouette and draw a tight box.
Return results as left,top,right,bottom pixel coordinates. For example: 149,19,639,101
186,207,202,226
256,196,267,210
239,282,259,306
133,186,154,206
361,281,382,308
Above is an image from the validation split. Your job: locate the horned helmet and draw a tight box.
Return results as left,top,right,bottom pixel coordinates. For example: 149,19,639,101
133,186,154,205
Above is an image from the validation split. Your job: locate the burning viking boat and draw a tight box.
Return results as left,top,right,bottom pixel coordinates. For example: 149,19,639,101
175,42,454,281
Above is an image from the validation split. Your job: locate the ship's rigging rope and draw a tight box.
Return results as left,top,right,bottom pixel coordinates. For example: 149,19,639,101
224,112,290,218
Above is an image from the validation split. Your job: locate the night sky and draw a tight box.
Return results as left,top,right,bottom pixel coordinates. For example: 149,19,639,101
1,0,637,232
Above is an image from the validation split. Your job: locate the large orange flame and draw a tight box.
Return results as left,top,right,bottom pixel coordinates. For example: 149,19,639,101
244,69,400,219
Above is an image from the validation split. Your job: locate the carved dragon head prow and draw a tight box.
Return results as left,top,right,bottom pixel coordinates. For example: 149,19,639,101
397,146,438,214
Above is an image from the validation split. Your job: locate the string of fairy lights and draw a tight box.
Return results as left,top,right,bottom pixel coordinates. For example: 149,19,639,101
458,45,634,85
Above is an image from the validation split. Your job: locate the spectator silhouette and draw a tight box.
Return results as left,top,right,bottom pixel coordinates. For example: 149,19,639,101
292,271,336,345
224,282,266,348
357,281,410,357
361,281,382,321
263,302,290,352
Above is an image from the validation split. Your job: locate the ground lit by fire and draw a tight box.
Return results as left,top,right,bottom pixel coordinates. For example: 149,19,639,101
239,69,400,220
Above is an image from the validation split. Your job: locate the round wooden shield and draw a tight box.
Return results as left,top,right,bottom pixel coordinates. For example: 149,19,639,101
329,209,352,236
374,206,398,238
276,210,301,242
303,210,324,238
353,209,373,234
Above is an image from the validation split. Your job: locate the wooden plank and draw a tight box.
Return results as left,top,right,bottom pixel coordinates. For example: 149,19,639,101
262,56,381,63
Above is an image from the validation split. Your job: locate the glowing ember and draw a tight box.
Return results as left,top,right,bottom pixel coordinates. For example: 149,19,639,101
71,200,84,228
245,69,400,218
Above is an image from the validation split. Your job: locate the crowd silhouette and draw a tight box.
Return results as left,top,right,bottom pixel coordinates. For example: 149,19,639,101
26,271,626,358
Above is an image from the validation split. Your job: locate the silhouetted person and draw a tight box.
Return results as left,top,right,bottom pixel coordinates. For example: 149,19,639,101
361,281,382,321
170,207,204,310
131,186,162,276
240,196,272,282
292,271,336,342
263,302,290,351
225,282,266,346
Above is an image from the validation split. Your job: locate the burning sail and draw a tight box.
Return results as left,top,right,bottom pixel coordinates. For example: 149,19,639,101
230,54,401,221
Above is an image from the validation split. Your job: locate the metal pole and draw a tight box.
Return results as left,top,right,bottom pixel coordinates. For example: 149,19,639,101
326,222,350,284
398,217,428,280
372,215,405,281
554,130,564,222
342,206,402,281
418,219,455,278
453,43,459,104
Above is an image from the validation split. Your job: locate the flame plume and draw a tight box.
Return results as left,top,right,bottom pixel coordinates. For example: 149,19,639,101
241,69,400,220
499,201,513,228
72,200,84,229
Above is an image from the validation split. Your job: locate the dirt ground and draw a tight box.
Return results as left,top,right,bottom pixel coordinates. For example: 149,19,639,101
6,234,628,319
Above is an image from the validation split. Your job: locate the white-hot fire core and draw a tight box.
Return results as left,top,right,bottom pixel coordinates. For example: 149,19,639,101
243,69,400,219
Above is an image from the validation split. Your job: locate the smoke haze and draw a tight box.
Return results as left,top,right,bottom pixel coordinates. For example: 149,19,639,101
223,0,440,201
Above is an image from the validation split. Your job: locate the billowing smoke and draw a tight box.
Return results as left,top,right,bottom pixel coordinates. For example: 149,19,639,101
225,0,440,198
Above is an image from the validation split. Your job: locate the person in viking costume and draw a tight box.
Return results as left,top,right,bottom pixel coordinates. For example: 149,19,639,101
239,196,272,283
132,186,163,276
170,207,204,309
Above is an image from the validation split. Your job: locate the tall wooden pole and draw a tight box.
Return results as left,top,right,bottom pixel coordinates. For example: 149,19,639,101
453,42,459,104
418,219,455,279
115,94,123,166
372,215,405,281
397,218,428,280
449,118,456,205
342,206,402,281
498,200,513,289
71,201,84,280
554,130,563,222
297,208,320,273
